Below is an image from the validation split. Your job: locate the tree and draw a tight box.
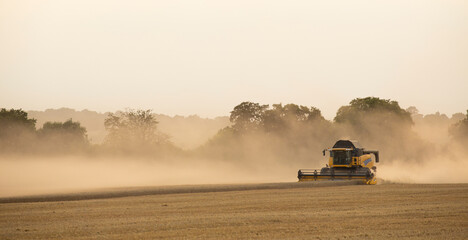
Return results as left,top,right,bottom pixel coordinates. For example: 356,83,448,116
202,102,332,164
0,108,37,152
335,97,412,125
104,109,168,153
263,104,325,132
229,102,268,132
334,97,413,137
406,106,419,115
0,108,36,133
38,119,88,152
406,106,423,122
450,110,468,143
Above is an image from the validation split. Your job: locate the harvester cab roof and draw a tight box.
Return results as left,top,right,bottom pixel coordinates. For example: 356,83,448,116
323,140,379,163
333,140,362,149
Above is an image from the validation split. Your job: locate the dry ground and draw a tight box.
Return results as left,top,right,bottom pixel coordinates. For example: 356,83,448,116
1,182,467,239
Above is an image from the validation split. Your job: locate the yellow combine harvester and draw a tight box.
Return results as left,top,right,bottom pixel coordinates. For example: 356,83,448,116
298,140,379,185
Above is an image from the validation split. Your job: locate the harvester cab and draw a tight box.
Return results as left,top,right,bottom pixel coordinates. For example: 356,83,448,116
298,140,379,185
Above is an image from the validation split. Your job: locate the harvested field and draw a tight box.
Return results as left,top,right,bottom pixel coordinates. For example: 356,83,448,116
1,182,467,239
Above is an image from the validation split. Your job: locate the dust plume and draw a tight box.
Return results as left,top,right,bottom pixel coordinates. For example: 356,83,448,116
0,156,297,198
377,139,468,184
379,158,468,184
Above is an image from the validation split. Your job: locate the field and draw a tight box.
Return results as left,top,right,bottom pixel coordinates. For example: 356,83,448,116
1,182,467,239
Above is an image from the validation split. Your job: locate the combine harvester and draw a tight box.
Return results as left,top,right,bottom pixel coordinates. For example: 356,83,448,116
298,140,379,185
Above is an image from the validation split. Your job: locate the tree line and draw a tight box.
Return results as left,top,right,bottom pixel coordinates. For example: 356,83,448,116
0,108,173,155
200,97,467,164
1,97,467,162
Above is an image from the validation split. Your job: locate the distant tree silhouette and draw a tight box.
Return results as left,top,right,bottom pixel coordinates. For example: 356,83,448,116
263,103,324,132
335,97,412,126
450,110,468,143
0,108,36,132
0,108,37,152
406,106,419,115
333,97,413,140
230,102,268,132
228,102,326,133
38,119,88,152
104,109,169,153
200,102,332,164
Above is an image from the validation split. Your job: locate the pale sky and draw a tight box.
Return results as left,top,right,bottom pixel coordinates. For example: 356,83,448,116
1,0,467,119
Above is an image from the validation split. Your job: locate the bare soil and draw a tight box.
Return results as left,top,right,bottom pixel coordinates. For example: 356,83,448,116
1,182,467,239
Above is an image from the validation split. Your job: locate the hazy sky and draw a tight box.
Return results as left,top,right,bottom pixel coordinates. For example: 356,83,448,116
1,0,467,119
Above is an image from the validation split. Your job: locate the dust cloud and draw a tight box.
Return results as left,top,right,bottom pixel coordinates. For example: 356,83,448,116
379,158,468,184
0,156,297,198
377,138,468,184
